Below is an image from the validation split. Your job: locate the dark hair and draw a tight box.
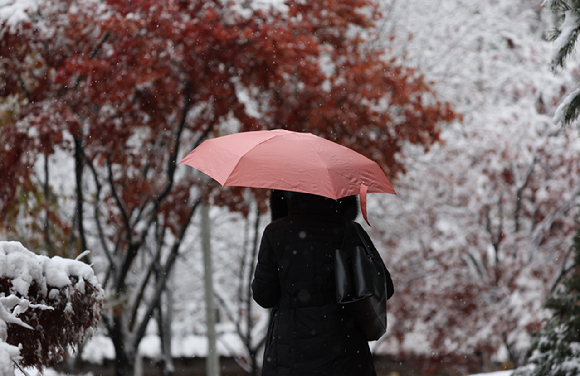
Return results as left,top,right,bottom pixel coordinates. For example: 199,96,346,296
269,190,289,221
270,190,359,222
337,195,359,222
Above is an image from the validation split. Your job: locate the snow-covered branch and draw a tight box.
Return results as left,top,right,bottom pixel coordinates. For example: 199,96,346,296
0,241,103,374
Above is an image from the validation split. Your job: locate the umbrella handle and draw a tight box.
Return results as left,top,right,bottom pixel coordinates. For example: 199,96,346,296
360,184,371,227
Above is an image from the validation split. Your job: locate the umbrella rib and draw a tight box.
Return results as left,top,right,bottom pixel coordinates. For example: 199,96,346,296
222,135,278,187
361,164,374,188
304,139,337,199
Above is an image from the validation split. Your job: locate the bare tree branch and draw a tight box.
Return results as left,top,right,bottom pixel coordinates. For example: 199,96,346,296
133,198,200,346
514,157,538,232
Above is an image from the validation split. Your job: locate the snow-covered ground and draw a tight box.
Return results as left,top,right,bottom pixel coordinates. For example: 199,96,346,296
15,369,81,376
14,366,516,376
470,371,513,376
80,329,247,364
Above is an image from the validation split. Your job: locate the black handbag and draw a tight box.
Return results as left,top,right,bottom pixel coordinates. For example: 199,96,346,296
335,221,389,341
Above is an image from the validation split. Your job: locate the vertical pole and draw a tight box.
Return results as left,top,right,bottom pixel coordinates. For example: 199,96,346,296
135,351,143,376
201,204,220,376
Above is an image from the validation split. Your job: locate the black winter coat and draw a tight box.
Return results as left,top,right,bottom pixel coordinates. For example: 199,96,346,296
252,194,392,376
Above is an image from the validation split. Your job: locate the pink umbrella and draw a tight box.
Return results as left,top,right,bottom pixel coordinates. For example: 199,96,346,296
179,129,395,225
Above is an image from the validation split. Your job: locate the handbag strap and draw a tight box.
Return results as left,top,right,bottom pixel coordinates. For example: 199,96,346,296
340,220,371,257
352,222,372,256
341,220,368,246
341,221,368,249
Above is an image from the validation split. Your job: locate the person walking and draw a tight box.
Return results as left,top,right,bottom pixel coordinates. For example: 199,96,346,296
252,190,394,376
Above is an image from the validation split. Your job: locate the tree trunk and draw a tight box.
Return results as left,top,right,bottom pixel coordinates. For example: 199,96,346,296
73,136,88,260
114,352,135,376
157,289,174,376
111,315,135,376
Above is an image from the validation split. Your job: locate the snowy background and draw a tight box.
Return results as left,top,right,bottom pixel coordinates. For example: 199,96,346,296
2,0,580,375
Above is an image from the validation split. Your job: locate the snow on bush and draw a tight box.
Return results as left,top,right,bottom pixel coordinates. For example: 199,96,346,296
0,241,104,374
0,294,48,376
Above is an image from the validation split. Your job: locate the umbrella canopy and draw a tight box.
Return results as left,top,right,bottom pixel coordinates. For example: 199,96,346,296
179,129,395,225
